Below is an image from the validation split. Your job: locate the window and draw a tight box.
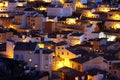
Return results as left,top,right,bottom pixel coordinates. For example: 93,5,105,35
109,62,111,65
78,65,80,70
28,58,32,62
114,71,116,74
82,76,85,80
58,47,60,49
34,64,38,68
75,77,79,80
44,65,48,69
109,67,111,69
29,51,32,54
62,52,64,55
67,52,69,55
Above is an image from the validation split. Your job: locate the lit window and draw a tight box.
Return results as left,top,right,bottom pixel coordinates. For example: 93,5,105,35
29,51,32,54
82,76,85,80
28,58,32,62
75,77,79,80
34,64,38,68
44,65,48,69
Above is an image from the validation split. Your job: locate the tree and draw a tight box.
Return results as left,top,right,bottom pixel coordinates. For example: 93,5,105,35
9,28,18,35
97,21,106,31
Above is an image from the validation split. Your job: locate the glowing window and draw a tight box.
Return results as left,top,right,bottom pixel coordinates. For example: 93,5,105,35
44,65,48,69
28,58,32,62
75,77,79,80
34,64,38,68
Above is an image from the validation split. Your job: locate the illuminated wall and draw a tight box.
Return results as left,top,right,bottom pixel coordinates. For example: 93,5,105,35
0,13,9,17
105,21,120,30
6,39,15,59
108,13,120,20
37,6,46,11
66,18,76,25
52,45,77,70
43,0,51,2
107,35,116,41
82,10,99,18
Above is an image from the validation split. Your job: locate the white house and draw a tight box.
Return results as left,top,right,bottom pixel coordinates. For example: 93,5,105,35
47,4,72,17
67,32,84,46
14,42,53,74
85,68,107,80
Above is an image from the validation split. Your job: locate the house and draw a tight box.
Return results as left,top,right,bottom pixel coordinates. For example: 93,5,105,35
0,29,13,43
28,71,49,80
85,68,107,80
13,13,27,28
89,38,107,52
84,24,100,40
110,63,120,79
47,4,72,17
105,20,120,30
103,30,118,41
43,22,56,34
14,42,53,74
67,32,84,46
15,6,26,13
107,10,120,20
46,16,58,22
38,41,56,50
26,13,45,30
70,55,108,72
58,67,87,80
53,41,79,70
0,43,6,56
6,39,15,58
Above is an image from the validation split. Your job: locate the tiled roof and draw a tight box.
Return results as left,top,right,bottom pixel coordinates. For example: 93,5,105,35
58,67,82,75
43,41,56,45
85,68,107,76
58,31,73,35
24,8,35,11
14,42,37,51
56,41,68,46
43,49,53,54
70,32,84,36
70,53,98,63
35,48,53,54
66,47,80,55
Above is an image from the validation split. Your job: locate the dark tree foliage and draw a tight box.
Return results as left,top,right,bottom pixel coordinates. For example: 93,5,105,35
9,28,18,35
0,57,30,80
102,0,111,3
97,21,105,31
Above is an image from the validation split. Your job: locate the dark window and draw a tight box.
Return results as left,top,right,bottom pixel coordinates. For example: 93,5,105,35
67,52,69,55
114,71,116,74
62,52,64,55
109,62,112,65
78,65,80,70
109,67,111,69
15,55,18,60
58,47,60,49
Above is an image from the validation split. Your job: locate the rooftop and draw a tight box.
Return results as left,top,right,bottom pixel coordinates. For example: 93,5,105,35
14,42,37,51
85,68,107,76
